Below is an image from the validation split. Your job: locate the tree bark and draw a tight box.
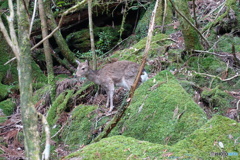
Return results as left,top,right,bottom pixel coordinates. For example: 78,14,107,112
17,0,41,159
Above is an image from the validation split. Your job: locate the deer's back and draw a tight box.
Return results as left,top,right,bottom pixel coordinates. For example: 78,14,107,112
99,61,139,81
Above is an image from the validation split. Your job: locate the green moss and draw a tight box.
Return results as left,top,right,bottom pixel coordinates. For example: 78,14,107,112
111,33,171,62
201,87,233,111
31,61,47,83
32,85,51,104
0,83,10,101
0,99,15,116
66,135,189,159
110,70,207,145
61,105,98,150
66,116,239,160
174,115,240,159
47,90,74,126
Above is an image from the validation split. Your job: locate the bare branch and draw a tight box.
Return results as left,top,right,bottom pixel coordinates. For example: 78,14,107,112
29,0,38,36
194,71,239,82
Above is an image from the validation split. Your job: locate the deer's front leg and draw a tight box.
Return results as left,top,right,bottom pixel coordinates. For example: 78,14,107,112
107,82,115,112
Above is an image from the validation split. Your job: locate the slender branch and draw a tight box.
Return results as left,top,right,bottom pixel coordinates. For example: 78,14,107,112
29,0,38,36
194,71,239,82
4,57,17,65
168,0,210,48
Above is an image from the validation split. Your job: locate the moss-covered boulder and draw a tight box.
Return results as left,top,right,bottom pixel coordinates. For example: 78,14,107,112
61,105,98,150
111,33,171,63
0,99,15,116
65,135,188,159
65,115,240,160
174,115,240,159
110,70,207,145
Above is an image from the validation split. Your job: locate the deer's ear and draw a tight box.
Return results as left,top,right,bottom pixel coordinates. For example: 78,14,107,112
85,60,89,65
76,60,81,65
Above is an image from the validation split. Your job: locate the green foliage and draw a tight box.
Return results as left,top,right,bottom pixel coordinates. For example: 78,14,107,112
0,99,15,116
96,30,115,55
110,70,207,145
0,0,8,9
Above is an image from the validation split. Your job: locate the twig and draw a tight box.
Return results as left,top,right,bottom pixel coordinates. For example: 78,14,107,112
193,71,239,82
168,0,210,48
4,57,16,65
194,50,233,57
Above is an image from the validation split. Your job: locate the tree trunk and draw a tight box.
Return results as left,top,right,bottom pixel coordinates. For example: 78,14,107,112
174,0,202,51
17,0,40,159
38,0,55,99
88,0,97,70
43,0,77,66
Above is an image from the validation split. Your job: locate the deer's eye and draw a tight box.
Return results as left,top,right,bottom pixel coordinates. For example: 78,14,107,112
81,68,85,70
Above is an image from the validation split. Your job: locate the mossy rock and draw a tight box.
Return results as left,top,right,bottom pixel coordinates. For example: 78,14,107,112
0,99,15,116
65,135,190,159
61,105,98,150
66,115,239,159
111,33,171,63
110,70,207,145
174,115,240,159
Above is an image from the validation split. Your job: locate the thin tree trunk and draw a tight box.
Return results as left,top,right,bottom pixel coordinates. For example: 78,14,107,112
38,0,55,99
17,0,40,159
88,0,97,70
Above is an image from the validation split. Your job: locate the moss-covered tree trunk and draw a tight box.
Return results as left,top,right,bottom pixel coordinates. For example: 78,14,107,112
155,0,173,33
38,0,55,99
17,0,40,159
43,0,77,66
175,0,202,51
88,0,97,70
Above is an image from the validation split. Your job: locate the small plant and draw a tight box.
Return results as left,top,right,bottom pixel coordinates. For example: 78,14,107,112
96,30,114,55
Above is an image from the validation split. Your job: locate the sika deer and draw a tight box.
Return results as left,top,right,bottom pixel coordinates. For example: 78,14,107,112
75,60,148,112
